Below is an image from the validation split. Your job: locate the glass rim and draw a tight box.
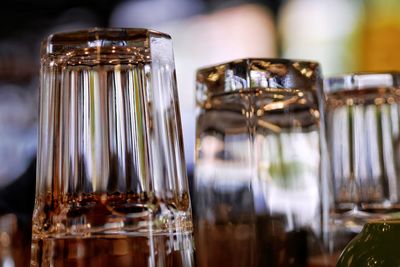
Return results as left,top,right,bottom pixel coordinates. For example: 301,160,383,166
324,71,400,94
41,27,171,57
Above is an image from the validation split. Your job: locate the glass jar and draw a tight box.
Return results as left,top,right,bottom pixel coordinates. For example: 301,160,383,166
194,58,330,267
337,219,400,266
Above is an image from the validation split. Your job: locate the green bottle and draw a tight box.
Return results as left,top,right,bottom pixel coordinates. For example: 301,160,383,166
337,221,400,266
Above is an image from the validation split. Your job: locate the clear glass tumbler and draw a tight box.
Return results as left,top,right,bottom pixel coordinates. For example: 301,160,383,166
324,72,400,258
194,59,330,267
31,28,194,267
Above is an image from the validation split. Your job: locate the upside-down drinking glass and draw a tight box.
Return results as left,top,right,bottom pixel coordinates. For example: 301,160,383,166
324,72,400,260
194,59,330,267
31,28,194,267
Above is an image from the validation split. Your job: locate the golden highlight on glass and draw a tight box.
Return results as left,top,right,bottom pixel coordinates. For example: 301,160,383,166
31,28,194,267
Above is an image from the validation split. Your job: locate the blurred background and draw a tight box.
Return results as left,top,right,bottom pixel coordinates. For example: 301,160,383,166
0,0,399,265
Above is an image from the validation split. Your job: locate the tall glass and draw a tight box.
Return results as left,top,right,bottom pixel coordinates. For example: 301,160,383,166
194,59,330,267
31,28,194,267
324,72,400,260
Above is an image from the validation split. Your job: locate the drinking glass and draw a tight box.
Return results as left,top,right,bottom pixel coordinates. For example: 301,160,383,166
31,28,194,267
194,59,330,267
324,72,400,258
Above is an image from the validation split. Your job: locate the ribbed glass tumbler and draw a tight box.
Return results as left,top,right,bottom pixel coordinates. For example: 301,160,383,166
31,28,194,267
324,72,400,256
